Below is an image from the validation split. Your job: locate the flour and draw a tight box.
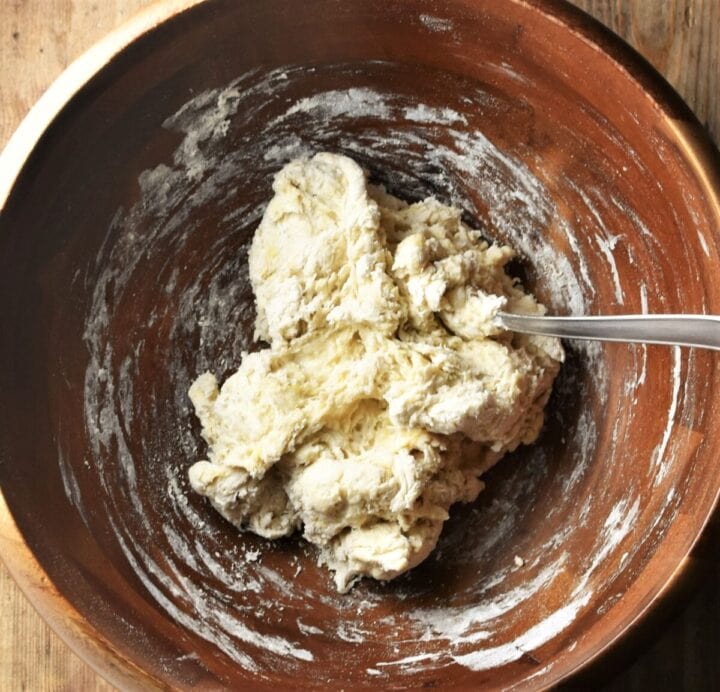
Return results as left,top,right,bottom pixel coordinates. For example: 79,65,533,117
418,14,454,33
451,593,591,671
698,230,711,257
653,346,683,483
297,620,324,636
584,497,641,578
403,104,467,125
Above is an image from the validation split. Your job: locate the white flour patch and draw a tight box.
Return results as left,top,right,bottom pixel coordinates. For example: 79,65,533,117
595,232,624,304
561,406,596,497
377,651,445,671
336,622,371,643
697,231,710,257
574,187,624,304
451,593,591,671
558,218,596,298
403,104,467,125
57,447,91,528
494,61,533,86
584,497,640,579
631,284,649,390
653,346,682,484
280,88,394,122
297,620,324,636
418,14,454,33
610,194,655,243
628,344,648,394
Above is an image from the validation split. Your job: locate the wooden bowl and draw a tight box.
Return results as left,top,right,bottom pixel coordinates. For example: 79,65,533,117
1,1,719,689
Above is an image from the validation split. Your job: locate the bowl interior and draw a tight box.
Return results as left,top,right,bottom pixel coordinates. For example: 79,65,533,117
1,0,719,688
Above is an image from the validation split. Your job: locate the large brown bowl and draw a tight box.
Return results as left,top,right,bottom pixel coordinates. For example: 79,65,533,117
1,0,719,689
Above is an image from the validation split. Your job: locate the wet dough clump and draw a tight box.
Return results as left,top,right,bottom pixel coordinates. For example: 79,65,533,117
189,153,563,591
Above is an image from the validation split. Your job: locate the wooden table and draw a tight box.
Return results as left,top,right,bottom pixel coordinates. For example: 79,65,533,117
1,2,718,689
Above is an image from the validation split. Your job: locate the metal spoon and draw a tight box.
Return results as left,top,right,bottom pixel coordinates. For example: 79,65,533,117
495,312,720,351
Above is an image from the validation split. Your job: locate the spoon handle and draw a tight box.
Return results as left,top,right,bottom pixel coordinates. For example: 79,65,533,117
496,312,720,351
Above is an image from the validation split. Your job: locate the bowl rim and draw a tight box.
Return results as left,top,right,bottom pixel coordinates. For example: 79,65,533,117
0,0,718,689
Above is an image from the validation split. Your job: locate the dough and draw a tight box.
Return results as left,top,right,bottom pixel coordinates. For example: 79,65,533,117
189,153,563,591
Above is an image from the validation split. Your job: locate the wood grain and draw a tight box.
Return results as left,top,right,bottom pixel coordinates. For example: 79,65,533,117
577,0,720,142
1,5,151,690
0,1,718,690
0,560,114,692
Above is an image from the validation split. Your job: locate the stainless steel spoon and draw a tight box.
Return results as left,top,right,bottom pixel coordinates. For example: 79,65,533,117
495,312,720,351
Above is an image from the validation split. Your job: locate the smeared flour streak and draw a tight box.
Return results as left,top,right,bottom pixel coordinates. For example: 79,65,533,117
653,346,683,484
451,593,591,671
418,14,454,33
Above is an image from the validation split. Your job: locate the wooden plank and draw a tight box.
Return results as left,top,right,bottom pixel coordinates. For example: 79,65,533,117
0,564,114,692
1,4,152,690
0,1,718,690
0,0,152,148
576,0,720,143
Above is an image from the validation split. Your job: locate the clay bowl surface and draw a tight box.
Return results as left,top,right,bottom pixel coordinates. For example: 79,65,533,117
1,0,719,689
